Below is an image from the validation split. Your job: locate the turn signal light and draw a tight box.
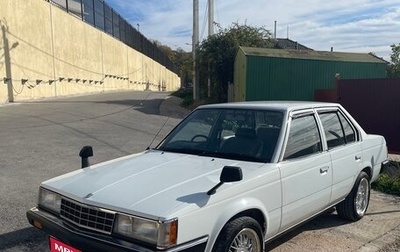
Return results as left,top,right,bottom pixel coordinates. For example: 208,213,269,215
33,220,43,229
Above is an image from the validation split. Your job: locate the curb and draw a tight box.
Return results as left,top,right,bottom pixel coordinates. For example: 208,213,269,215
159,96,190,119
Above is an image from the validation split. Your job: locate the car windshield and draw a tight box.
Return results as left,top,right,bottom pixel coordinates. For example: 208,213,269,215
157,108,283,162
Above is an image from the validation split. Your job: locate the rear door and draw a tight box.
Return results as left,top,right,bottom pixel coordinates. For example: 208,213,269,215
279,110,332,231
317,109,362,203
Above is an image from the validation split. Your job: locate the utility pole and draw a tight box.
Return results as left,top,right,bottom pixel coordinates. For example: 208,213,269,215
192,0,199,100
207,0,214,98
208,0,214,36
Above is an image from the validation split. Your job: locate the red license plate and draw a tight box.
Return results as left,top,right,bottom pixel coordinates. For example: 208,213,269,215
49,236,82,252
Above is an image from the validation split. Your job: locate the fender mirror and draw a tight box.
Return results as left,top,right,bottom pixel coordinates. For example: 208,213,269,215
207,166,242,195
79,146,93,168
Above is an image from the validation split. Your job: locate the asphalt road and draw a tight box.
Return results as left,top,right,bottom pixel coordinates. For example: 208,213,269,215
0,91,399,252
0,91,182,251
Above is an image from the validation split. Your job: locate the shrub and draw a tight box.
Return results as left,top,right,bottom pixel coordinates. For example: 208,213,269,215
372,161,400,195
171,88,194,107
181,95,194,107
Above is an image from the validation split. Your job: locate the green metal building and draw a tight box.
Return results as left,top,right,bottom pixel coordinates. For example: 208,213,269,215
233,47,388,102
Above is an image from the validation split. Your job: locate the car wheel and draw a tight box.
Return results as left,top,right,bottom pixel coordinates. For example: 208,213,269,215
336,171,370,221
212,216,263,252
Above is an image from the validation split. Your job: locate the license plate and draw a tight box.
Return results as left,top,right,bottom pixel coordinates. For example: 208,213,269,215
49,236,82,252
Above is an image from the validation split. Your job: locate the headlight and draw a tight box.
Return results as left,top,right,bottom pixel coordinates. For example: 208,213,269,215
113,214,178,249
38,188,62,214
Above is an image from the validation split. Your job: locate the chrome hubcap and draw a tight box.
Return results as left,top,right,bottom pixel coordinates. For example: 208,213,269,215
355,177,369,216
229,228,261,252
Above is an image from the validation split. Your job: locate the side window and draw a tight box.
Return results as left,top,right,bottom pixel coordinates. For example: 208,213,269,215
283,114,322,160
319,111,357,149
319,112,345,149
338,113,356,143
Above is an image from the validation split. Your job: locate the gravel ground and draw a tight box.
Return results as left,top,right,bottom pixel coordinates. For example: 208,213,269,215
380,239,400,252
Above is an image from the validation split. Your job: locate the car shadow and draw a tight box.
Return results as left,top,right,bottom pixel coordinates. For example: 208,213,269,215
0,227,47,250
177,192,211,208
366,209,400,215
265,210,349,251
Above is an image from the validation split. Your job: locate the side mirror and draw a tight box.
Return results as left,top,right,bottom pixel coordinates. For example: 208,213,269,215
207,166,242,195
220,166,243,183
79,146,93,168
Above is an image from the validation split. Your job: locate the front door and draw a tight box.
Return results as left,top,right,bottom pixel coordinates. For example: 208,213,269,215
279,112,332,231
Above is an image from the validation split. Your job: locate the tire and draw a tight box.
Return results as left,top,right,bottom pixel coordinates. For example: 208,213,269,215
212,216,264,252
336,171,371,221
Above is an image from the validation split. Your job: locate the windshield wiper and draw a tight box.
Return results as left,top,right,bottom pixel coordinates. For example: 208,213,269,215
199,151,266,162
157,147,205,155
157,148,266,162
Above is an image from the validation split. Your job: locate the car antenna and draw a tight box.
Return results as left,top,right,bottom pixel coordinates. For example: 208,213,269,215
146,117,170,150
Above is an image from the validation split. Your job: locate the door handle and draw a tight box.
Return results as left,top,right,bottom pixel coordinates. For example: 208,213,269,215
355,155,362,161
320,166,329,174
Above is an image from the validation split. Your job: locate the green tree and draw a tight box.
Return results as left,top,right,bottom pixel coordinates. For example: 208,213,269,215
198,22,274,102
388,43,400,78
173,48,192,88
153,40,175,60
153,40,192,88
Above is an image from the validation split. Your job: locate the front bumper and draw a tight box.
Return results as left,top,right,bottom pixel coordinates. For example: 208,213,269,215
27,207,207,252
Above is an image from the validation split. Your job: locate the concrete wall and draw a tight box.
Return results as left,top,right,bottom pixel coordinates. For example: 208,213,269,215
0,0,180,104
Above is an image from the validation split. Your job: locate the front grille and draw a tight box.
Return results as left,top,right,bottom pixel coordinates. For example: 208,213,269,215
60,198,115,234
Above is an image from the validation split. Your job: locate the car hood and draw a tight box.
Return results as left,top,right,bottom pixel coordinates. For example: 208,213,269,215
42,150,263,219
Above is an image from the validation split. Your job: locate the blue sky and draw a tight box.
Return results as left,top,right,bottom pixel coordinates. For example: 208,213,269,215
104,0,400,60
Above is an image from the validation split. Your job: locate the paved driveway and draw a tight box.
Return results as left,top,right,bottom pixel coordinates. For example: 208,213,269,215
0,91,398,251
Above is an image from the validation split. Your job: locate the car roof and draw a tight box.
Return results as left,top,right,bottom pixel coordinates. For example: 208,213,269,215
196,101,340,112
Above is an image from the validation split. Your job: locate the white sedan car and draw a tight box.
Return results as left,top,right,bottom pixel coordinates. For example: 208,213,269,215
27,101,388,252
